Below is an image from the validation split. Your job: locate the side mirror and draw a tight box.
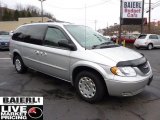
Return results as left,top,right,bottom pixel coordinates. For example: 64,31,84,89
58,40,77,51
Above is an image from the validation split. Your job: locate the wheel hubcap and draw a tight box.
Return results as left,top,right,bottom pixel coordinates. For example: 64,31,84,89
15,59,21,71
149,45,152,49
78,77,96,98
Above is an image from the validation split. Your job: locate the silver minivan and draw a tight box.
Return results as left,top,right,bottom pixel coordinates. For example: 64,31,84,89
10,22,153,102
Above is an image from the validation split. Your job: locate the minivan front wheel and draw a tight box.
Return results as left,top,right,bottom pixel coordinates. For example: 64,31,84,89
75,71,105,103
14,55,27,73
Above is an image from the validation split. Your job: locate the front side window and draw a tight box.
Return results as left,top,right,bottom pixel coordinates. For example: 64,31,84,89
64,25,115,49
44,27,68,48
149,35,158,39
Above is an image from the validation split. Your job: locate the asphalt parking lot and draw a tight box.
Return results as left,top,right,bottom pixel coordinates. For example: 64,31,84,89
0,48,160,120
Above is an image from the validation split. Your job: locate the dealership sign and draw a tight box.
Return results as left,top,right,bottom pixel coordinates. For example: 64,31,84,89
122,0,143,19
0,97,43,120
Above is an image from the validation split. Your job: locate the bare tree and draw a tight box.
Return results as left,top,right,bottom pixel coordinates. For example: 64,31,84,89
16,4,23,11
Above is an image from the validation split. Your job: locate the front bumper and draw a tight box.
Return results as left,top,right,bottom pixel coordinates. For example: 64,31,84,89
0,44,9,49
105,73,153,97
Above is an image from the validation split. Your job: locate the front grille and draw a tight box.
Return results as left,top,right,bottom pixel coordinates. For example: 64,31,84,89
137,62,150,74
1,42,5,45
1,42,9,46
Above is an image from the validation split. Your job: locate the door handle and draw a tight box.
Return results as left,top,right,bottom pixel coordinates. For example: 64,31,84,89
40,51,43,55
35,50,40,55
35,50,47,56
39,51,47,56
43,52,47,56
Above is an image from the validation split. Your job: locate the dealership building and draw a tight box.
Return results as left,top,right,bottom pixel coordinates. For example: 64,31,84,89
0,17,50,32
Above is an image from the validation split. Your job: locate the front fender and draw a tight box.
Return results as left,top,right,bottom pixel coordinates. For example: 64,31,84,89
70,60,113,84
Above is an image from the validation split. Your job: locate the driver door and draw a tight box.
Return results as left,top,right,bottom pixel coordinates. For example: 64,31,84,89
37,26,71,81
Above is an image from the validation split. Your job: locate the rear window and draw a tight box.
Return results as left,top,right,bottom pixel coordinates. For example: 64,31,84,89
138,35,146,39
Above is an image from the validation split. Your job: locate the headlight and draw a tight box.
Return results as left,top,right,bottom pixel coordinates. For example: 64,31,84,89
111,66,136,77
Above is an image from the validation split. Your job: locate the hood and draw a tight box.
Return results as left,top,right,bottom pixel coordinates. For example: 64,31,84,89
0,36,10,42
92,46,142,63
0,39,10,42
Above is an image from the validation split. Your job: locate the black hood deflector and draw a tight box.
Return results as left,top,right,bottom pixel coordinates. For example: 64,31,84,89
116,56,147,67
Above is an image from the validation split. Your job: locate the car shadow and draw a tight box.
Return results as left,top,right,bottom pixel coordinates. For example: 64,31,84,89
26,69,76,100
25,69,159,104
0,49,9,52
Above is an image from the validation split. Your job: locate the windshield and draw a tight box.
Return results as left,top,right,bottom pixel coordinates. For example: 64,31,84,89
64,25,113,49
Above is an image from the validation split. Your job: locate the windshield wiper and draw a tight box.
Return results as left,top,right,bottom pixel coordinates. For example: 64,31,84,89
92,41,116,49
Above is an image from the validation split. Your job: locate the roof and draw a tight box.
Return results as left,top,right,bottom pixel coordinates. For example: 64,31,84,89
21,21,73,27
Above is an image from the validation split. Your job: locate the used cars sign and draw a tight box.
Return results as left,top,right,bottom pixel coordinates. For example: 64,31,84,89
122,0,143,18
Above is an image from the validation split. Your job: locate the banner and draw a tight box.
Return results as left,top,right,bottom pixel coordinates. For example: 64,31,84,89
0,97,43,120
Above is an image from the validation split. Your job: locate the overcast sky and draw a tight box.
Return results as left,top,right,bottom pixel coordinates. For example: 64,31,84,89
1,0,160,29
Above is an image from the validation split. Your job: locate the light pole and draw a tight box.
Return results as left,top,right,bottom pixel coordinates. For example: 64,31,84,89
39,0,46,22
94,20,97,31
119,0,122,44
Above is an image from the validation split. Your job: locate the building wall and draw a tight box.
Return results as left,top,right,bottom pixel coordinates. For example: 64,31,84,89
0,17,50,32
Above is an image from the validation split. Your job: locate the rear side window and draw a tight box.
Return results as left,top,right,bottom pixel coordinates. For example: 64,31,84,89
12,25,47,45
138,35,146,39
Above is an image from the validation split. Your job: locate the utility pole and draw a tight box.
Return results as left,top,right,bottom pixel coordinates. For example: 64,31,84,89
39,0,46,22
119,0,122,43
0,1,2,21
141,0,145,34
148,0,151,33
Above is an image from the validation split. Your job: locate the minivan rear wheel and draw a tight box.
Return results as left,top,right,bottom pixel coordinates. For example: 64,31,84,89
147,44,153,50
14,55,27,73
75,71,105,103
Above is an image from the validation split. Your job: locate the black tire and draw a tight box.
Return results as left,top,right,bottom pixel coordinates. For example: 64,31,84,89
147,43,153,50
75,71,105,103
14,55,27,74
135,46,140,49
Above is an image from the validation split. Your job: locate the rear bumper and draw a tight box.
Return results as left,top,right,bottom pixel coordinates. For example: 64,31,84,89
134,43,148,48
105,73,153,97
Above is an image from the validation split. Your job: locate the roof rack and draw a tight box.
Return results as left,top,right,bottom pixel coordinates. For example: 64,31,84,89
47,19,72,24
